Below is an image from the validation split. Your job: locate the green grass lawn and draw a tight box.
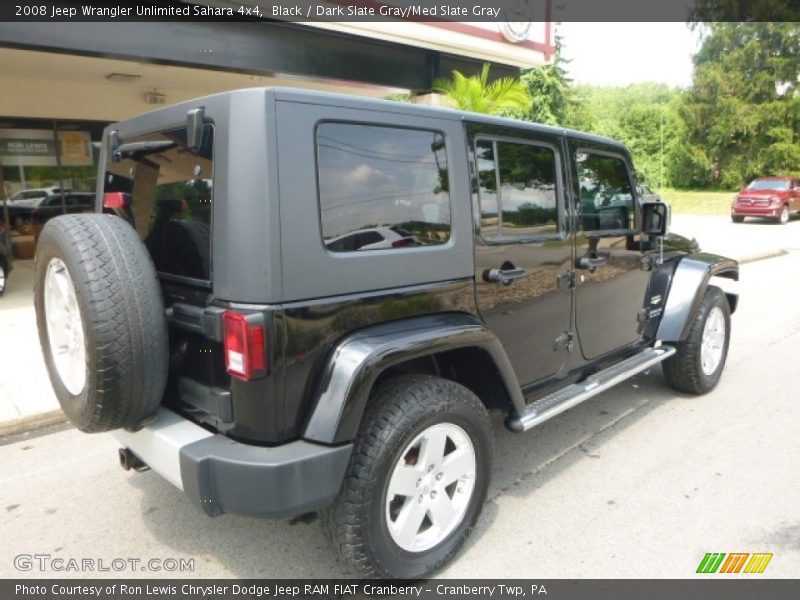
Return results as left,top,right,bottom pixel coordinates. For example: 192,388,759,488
658,188,736,215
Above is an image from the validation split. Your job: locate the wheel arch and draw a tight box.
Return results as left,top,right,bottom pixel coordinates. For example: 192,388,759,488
655,253,739,343
302,313,524,444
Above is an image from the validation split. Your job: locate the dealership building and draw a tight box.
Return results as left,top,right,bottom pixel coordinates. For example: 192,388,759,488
0,4,553,205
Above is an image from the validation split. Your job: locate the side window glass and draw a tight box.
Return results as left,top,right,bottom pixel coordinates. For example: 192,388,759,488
476,140,499,239
576,152,635,232
477,139,559,240
317,123,451,252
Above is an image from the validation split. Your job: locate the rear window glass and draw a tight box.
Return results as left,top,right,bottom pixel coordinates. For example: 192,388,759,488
316,123,451,252
104,127,213,281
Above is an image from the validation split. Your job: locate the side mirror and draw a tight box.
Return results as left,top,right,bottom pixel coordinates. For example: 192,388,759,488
642,202,670,237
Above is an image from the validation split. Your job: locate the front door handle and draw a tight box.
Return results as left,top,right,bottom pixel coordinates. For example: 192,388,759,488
484,267,526,286
575,256,607,273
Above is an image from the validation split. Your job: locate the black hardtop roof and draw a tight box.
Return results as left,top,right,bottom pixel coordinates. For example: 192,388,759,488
270,87,626,148
111,86,626,151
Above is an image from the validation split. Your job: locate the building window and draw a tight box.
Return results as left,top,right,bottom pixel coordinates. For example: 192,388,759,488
317,122,450,252
1,118,106,247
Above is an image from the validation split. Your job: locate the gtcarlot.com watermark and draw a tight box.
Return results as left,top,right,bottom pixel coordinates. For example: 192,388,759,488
14,553,194,573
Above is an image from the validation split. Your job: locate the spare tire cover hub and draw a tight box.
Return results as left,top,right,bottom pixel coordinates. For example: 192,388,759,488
44,257,86,396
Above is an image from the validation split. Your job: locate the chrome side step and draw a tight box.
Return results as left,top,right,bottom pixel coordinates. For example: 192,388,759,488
506,345,676,432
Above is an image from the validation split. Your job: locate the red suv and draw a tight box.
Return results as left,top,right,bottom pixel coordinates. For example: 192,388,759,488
731,176,800,224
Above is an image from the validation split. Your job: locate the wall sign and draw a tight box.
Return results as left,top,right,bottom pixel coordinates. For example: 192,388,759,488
0,129,93,167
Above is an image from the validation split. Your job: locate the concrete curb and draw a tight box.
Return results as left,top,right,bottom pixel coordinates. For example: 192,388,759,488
0,409,66,437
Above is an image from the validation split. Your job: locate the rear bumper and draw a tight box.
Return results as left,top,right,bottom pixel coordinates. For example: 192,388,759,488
112,408,352,519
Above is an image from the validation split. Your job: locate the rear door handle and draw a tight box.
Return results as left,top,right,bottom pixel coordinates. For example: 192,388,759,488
575,256,607,273
484,267,526,286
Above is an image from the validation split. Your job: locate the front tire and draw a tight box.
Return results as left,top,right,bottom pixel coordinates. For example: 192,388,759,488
777,205,790,224
323,374,492,578
731,215,744,223
662,286,731,394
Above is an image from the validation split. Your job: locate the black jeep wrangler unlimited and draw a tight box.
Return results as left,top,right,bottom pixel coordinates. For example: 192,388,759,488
35,88,738,578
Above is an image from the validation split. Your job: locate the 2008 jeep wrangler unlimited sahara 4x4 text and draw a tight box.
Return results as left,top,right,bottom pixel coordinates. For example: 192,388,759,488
35,88,738,578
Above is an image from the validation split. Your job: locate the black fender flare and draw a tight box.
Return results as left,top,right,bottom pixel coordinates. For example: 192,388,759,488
302,313,524,444
654,253,739,342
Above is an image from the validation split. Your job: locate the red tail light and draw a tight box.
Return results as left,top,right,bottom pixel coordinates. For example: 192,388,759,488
103,192,126,209
223,311,266,380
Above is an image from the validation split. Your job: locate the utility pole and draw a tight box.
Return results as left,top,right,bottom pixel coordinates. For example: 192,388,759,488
660,112,664,191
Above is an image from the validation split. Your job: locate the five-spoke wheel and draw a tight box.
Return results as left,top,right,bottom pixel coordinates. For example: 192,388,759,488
43,258,86,395
324,374,492,578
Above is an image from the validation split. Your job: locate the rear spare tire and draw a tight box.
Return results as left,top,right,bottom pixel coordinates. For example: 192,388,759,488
35,214,168,432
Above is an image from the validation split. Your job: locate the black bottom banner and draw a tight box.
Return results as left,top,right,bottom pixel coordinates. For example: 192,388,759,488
4,579,800,600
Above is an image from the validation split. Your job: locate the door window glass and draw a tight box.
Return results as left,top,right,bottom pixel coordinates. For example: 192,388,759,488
476,139,559,240
576,152,635,232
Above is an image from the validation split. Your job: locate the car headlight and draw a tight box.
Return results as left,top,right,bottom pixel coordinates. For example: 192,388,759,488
770,196,781,207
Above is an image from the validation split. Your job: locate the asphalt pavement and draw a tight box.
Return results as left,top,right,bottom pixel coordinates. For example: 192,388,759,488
1,246,798,578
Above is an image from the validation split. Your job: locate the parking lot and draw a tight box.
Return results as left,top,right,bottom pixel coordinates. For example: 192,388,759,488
1,215,798,578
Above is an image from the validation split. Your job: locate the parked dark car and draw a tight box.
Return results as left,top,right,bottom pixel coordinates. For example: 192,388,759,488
5,192,94,233
731,176,800,224
34,88,739,578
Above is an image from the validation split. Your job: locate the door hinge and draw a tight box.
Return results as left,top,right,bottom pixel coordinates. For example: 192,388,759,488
556,270,575,289
554,331,575,353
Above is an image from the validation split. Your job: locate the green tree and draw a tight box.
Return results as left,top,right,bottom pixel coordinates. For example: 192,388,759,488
520,63,572,125
432,63,532,115
678,23,800,188
517,35,592,129
570,83,682,188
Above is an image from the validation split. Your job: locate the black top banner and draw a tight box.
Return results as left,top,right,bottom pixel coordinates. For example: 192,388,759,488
2,0,799,22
